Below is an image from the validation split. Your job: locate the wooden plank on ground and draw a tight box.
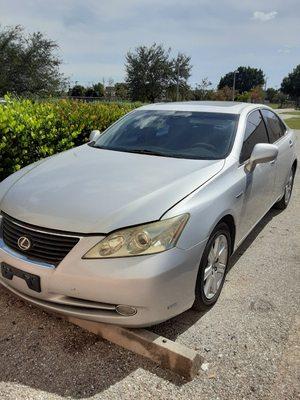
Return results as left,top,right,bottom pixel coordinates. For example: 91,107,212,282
67,316,203,380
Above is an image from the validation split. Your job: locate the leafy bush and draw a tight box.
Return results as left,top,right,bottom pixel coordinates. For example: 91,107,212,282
236,91,251,102
0,97,141,181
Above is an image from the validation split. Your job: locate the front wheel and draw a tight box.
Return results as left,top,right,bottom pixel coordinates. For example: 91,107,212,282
193,223,231,311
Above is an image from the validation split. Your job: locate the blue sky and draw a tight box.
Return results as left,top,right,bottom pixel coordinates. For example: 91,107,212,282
0,0,299,89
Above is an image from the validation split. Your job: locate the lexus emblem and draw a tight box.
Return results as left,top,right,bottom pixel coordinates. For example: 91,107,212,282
17,236,31,251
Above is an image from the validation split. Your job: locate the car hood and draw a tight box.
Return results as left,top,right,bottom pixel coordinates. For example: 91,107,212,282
1,145,224,233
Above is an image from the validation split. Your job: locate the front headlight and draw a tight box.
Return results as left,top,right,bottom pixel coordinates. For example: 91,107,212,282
83,214,189,259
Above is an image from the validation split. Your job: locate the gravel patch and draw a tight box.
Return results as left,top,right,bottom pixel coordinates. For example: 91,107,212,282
0,135,299,400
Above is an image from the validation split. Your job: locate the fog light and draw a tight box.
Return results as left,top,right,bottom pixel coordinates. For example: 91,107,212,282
115,305,137,316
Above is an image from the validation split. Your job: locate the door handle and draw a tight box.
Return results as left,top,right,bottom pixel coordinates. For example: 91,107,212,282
289,140,294,148
235,191,244,198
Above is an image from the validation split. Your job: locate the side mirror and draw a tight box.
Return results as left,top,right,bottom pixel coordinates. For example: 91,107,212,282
245,143,278,173
89,130,101,142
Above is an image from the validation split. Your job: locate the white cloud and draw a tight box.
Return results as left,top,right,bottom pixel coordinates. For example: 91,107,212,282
278,45,292,54
252,11,278,21
0,0,299,88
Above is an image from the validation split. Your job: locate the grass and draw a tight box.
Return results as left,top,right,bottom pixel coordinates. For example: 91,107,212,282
285,117,300,130
282,109,300,129
284,111,300,116
269,103,279,109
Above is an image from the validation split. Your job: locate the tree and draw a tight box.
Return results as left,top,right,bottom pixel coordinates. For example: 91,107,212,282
167,52,192,101
85,87,98,97
68,82,104,98
193,78,212,100
218,66,265,93
236,91,250,102
266,88,278,103
92,82,104,97
0,25,67,96
125,44,172,102
115,82,129,100
213,86,232,101
281,65,300,106
69,84,86,97
125,43,192,102
249,85,265,103
85,83,104,97
277,92,288,108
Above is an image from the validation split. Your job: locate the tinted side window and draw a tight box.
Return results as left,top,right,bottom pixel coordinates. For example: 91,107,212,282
261,110,286,143
240,110,269,163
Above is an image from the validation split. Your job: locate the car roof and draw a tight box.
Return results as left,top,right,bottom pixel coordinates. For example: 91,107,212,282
138,101,266,114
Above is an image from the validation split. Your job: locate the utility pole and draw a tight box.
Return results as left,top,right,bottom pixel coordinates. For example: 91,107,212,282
176,60,180,101
232,70,239,101
264,76,268,91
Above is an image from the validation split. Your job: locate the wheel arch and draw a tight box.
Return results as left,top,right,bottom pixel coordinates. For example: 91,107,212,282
214,214,236,255
292,159,297,174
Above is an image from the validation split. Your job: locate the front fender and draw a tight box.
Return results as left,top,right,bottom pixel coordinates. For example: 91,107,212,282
163,162,244,251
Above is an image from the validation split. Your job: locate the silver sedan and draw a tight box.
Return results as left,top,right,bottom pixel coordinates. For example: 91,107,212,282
0,101,297,326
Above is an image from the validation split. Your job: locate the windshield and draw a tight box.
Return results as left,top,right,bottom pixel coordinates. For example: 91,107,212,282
93,110,239,160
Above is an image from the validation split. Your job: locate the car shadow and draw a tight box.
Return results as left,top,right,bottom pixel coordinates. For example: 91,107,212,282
0,207,282,398
0,286,187,398
150,207,283,340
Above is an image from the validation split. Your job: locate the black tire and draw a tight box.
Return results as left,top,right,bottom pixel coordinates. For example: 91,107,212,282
193,222,231,312
273,167,295,210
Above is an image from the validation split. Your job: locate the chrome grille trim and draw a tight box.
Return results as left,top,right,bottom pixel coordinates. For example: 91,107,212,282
0,237,56,269
1,213,82,238
1,214,81,266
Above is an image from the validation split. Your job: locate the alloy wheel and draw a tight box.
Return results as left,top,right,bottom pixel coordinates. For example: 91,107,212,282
203,234,229,299
284,170,294,205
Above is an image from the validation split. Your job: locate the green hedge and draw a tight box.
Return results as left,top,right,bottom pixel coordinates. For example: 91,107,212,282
0,97,141,181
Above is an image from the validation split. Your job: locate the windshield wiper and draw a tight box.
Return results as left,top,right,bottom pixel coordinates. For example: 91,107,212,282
128,148,168,156
91,145,178,158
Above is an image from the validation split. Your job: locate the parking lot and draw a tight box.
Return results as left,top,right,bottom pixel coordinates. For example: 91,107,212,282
0,135,299,400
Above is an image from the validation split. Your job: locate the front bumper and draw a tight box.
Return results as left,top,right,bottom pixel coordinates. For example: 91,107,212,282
0,235,206,327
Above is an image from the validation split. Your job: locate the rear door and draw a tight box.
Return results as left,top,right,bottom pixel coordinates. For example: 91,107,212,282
261,109,292,201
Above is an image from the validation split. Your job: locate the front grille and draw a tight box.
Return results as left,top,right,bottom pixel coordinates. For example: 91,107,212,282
1,214,80,266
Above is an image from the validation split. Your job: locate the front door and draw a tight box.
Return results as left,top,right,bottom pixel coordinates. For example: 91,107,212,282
237,110,276,242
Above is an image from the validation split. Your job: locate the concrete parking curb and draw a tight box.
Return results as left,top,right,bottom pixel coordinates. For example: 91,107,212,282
67,316,203,380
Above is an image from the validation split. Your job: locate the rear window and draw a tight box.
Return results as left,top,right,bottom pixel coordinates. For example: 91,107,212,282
261,109,286,143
